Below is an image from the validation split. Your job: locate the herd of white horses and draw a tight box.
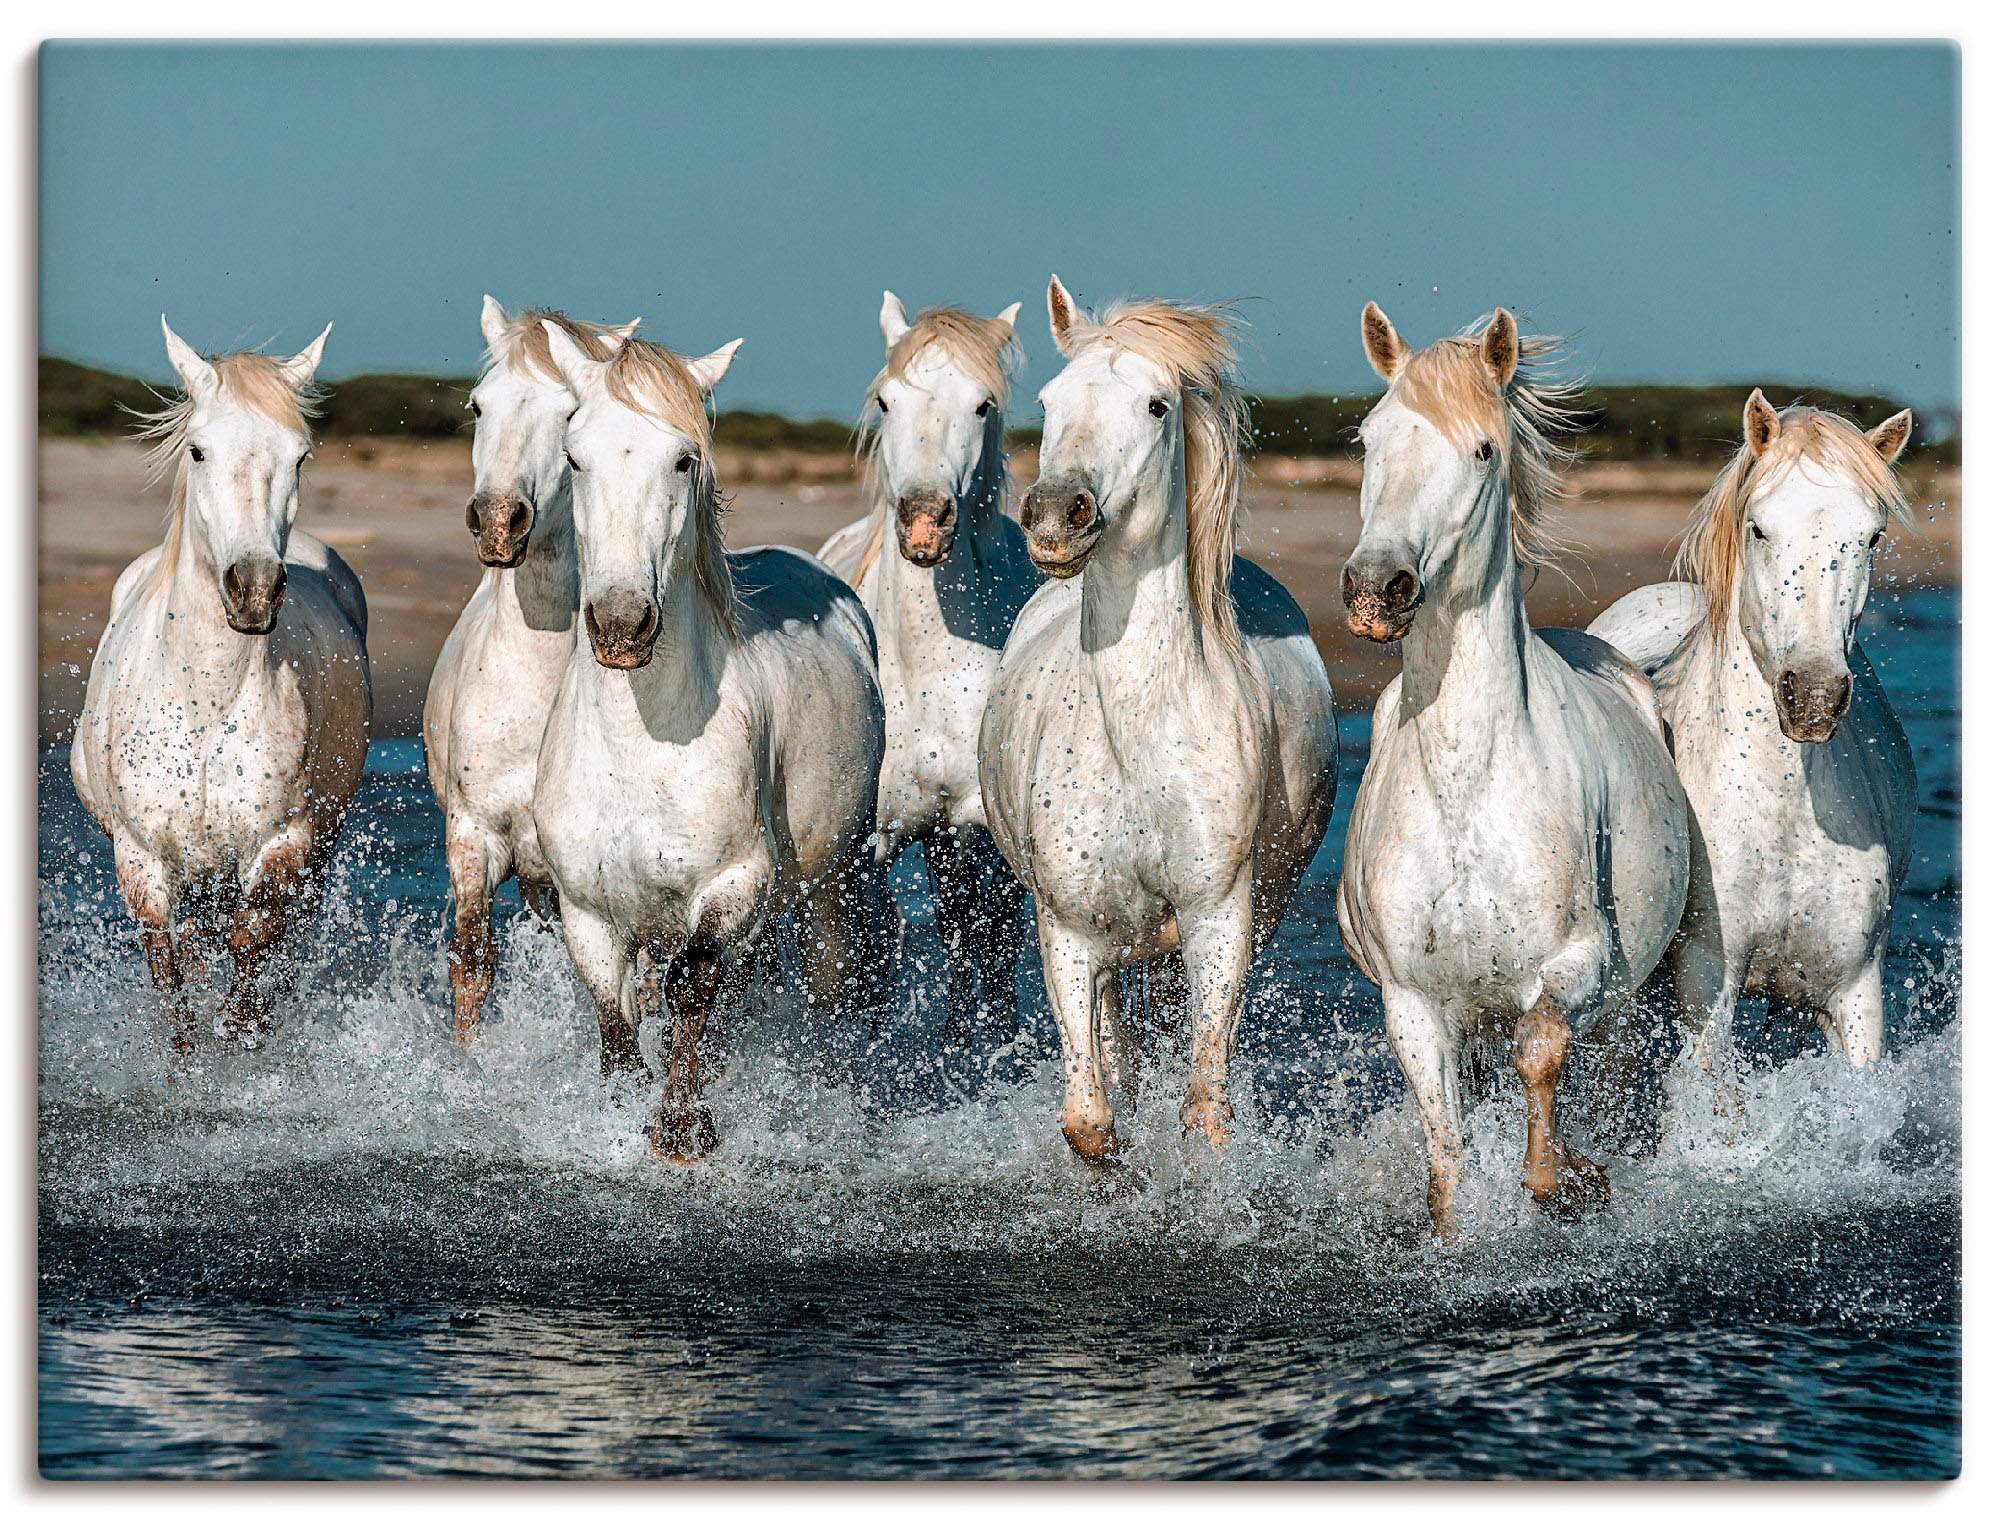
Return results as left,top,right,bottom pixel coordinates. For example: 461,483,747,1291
69,278,1919,1233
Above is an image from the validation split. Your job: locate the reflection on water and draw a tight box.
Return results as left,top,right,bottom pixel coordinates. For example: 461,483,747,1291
38,589,1960,1478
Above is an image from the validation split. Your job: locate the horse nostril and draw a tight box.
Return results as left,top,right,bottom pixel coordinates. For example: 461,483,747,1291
1779,670,1799,708
466,498,483,535
1831,676,1854,717
223,562,244,602
269,567,286,602
1340,566,1359,606
632,602,658,643
505,501,531,538
1068,492,1095,529
1386,570,1418,611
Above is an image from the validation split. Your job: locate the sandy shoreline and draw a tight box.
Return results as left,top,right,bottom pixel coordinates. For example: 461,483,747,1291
38,437,1960,744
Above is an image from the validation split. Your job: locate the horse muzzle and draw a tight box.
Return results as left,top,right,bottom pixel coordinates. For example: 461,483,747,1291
221,558,287,635
1776,667,1853,744
1342,559,1423,643
894,490,958,567
1020,478,1104,580
584,597,660,670
467,491,535,568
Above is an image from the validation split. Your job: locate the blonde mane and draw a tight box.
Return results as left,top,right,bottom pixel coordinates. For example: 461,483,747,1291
484,306,630,385
130,350,322,586
596,337,737,635
848,306,1022,587
1391,321,1582,576
1059,297,1251,657
1673,405,1911,643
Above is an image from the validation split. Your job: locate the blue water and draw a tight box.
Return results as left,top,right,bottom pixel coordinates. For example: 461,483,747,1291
37,587,1960,1479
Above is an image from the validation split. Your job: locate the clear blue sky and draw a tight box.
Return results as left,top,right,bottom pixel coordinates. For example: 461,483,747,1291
40,42,1959,420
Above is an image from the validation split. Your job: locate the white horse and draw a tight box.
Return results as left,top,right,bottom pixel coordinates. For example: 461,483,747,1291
817,293,1040,1044
423,297,639,1045
71,318,371,1051
1589,393,1918,1071
980,278,1337,1163
532,324,893,1160
1335,304,1689,1235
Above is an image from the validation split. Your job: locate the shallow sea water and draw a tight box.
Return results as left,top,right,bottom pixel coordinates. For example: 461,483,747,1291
38,588,1960,1479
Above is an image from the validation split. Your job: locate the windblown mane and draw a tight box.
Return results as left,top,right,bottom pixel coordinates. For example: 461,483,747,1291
1058,297,1250,657
848,306,1022,587
130,350,322,586
484,306,629,384
1673,405,1911,643
598,337,738,635
1391,321,1582,577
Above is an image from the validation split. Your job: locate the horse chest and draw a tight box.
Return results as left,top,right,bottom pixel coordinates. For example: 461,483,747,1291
876,625,995,826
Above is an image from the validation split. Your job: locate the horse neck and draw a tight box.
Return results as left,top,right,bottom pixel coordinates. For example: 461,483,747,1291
1663,592,1795,772
494,479,579,628
1396,480,1534,738
156,508,265,672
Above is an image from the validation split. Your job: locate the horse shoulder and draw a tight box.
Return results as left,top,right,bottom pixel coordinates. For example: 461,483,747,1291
1537,627,1671,743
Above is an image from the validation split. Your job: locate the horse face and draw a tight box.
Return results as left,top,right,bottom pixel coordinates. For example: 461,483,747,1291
873,345,997,567
465,363,574,568
562,398,705,671
1021,344,1177,580
1736,466,1885,743
180,397,310,636
1345,395,1488,641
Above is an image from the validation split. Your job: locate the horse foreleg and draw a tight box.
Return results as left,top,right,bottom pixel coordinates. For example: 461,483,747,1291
1383,986,1468,1237
1039,917,1117,1165
221,840,313,1047
1178,894,1255,1152
795,848,892,1019
115,840,193,1055
1514,993,1608,1216
648,938,723,1164
1825,950,1886,1069
445,831,502,1049
928,826,1023,1047
561,906,645,1079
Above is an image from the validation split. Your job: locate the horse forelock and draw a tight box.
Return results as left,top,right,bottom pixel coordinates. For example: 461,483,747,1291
1062,298,1250,659
484,306,629,387
1674,406,1911,644
1391,324,1581,579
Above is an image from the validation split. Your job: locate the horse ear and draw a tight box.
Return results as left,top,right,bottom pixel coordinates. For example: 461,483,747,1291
541,319,604,394
278,323,333,391
880,291,911,350
1360,302,1408,382
1867,408,1914,465
1743,389,1783,457
995,301,1022,331
687,338,743,396
596,319,642,355
1048,274,1081,355
161,315,218,397
480,294,510,349
1479,307,1518,387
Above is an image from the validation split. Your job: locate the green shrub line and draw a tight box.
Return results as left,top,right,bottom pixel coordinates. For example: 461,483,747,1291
39,355,1958,467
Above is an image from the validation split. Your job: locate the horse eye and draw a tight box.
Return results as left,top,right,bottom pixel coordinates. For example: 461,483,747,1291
675,453,697,474
564,452,582,473
1870,529,1885,549
1148,398,1170,419
877,396,889,414
188,445,205,463
1749,522,1766,541
469,400,482,418
975,400,992,418
1475,439,1494,462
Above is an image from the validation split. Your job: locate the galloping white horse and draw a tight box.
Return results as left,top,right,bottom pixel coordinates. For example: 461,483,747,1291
1335,304,1689,1235
818,293,1040,1043
423,298,638,1045
1589,394,1918,1070
981,278,1336,1163
72,318,371,1050
532,325,893,1160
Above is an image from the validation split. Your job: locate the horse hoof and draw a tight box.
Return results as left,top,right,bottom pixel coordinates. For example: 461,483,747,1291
1180,1101,1234,1154
1063,1118,1120,1167
648,1107,717,1165
1530,1153,1609,1217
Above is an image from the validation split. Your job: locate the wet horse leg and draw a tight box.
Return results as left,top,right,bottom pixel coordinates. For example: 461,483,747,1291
562,906,646,1078
115,839,194,1055
1179,894,1255,1152
445,831,502,1048
1514,993,1609,1215
928,826,1023,1047
221,840,315,1046
1040,916,1117,1164
649,938,723,1164
1383,985,1468,1237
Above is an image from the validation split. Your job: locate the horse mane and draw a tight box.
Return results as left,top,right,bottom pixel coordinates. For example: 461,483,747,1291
596,338,737,636
1058,297,1250,658
1673,405,1912,643
129,350,323,587
483,306,629,384
848,306,1022,588
1392,320,1582,578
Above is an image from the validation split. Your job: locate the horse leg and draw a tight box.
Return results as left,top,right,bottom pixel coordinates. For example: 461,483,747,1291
928,825,1022,1047
966,829,1027,1042
1039,916,1117,1164
1514,992,1609,1215
924,829,983,1049
115,839,193,1055
1825,950,1886,1069
1178,892,1256,1152
520,878,561,925
561,905,645,1079
445,830,503,1048
1382,986,1468,1237
648,937,724,1164
795,848,890,1019
220,839,314,1046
